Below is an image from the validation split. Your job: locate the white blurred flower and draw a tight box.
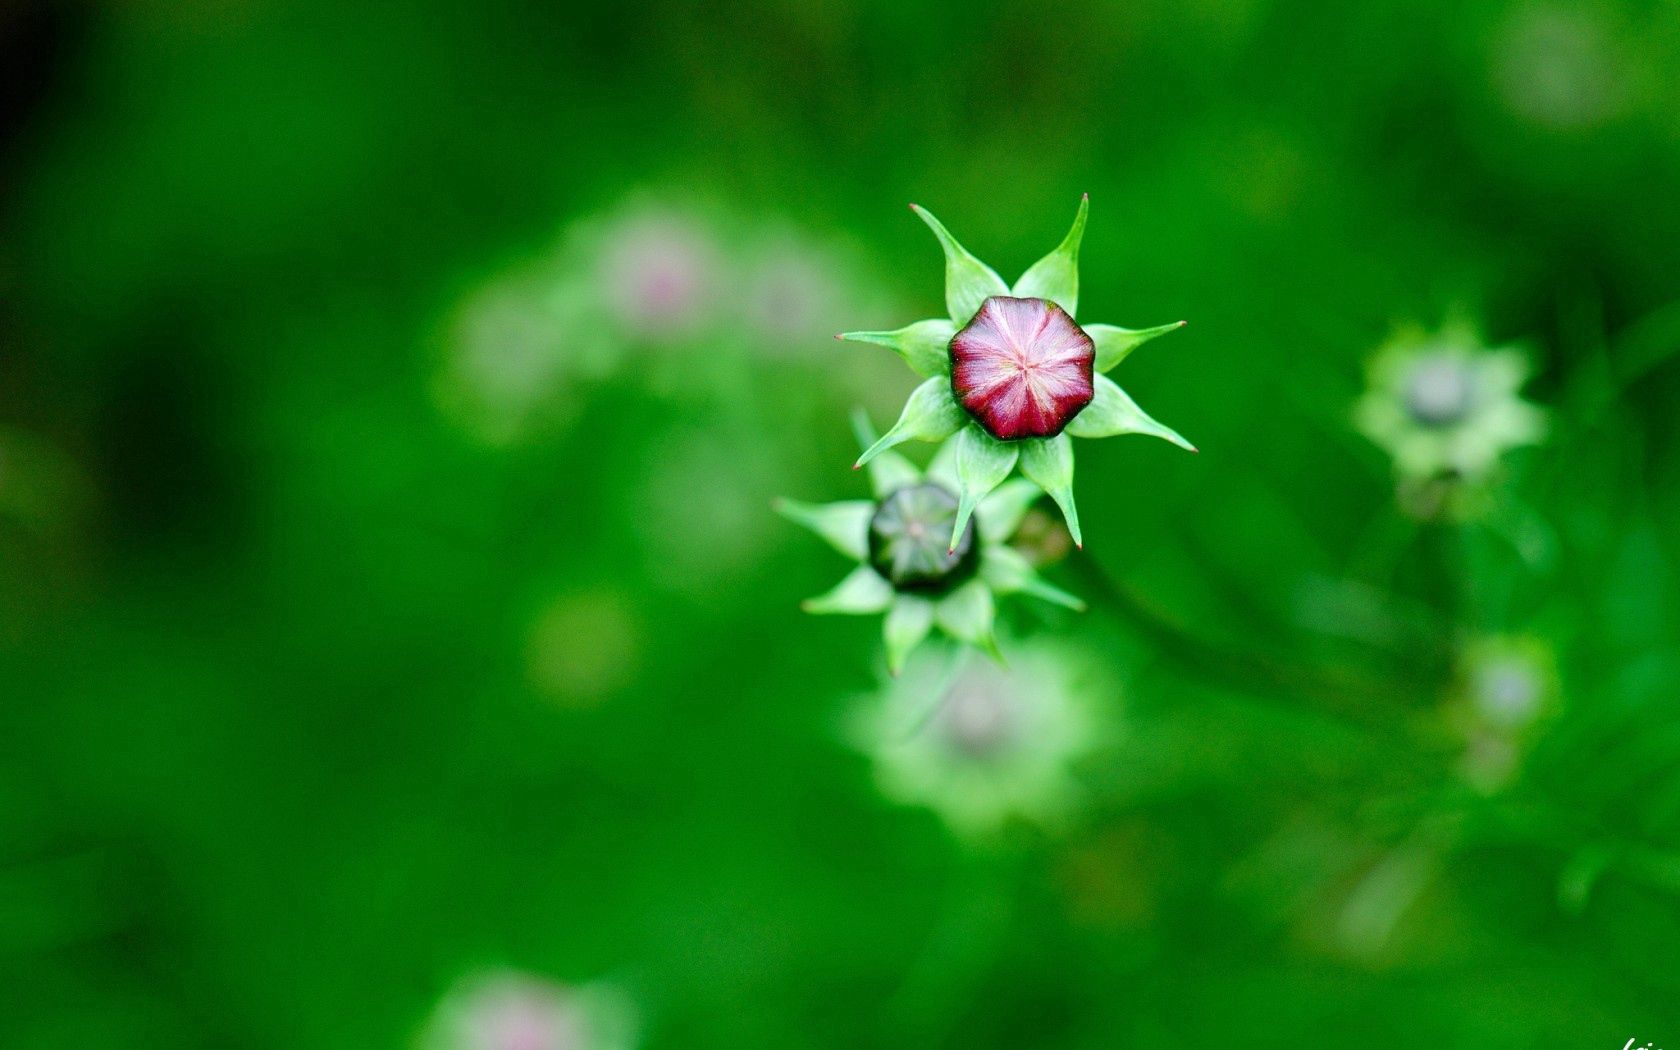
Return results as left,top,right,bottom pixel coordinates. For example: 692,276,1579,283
419,972,635,1050
434,263,616,446
1355,321,1546,491
595,205,724,341
851,642,1110,838
1450,636,1558,792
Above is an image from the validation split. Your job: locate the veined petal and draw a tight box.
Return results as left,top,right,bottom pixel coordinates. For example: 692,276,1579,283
980,545,1085,611
1018,434,1082,549
1066,374,1196,451
1089,321,1187,373
851,409,921,497
774,498,873,560
837,319,955,378
950,424,1020,551
883,596,935,675
974,478,1042,540
855,378,965,468
802,565,893,615
934,578,1000,656
910,204,1008,325
1011,194,1088,317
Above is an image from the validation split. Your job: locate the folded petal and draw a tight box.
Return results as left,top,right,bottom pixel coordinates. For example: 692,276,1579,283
1011,194,1088,317
855,377,966,467
837,319,955,378
1065,374,1196,450
802,565,893,615
1018,434,1082,549
910,204,1009,325
774,497,873,560
883,596,935,675
1088,320,1186,373
980,545,1085,611
934,578,1000,657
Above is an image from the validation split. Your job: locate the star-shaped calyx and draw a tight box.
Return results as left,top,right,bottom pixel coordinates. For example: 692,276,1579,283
775,411,1084,673
836,196,1195,550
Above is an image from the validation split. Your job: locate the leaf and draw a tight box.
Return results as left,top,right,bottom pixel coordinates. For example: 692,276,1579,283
1089,320,1186,373
910,204,1008,325
1012,194,1088,317
883,596,935,675
855,378,965,468
1018,434,1082,548
950,424,1020,551
1066,374,1196,450
774,498,873,560
836,319,955,378
801,565,893,615
980,545,1085,610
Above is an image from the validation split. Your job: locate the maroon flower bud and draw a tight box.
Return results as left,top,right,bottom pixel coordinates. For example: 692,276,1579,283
950,296,1095,440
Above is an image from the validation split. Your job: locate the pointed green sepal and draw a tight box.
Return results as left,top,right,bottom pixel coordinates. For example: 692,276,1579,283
974,478,1042,541
801,565,893,615
910,204,1008,326
837,319,955,378
1089,321,1187,373
1011,194,1088,317
934,578,1001,658
1018,434,1082,548
883,595,935,675
774,497,874,560
980,545,1085,611
855,377,965,468
950,424,1020,551
850,409,920,497
1065,374,1196,450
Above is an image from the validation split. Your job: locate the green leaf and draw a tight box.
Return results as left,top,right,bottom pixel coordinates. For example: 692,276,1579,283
934,578,999,656
1089,321,1187,373
1066,374,1196,451
850,409,921,497
855,378,965,468
1012,194,1088,317
837,319,955,378
974,478,1041,540
1018,434,1082,548
883,596,935,675
910,204,1008,325
950,424,1020,551
980,545,1085,611
801,565,893,615
774,498,873,560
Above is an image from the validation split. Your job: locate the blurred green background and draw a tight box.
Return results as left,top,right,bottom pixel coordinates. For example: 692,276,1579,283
3,0,1680,1045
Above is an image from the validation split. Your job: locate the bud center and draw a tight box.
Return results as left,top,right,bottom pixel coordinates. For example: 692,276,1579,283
1403,354,1476,427
950,296,1095,441
867,483,979,593
937,670,1022,758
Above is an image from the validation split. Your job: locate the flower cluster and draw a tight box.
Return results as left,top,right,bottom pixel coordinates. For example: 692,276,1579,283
781,198,1195,670
1355,321,1546,502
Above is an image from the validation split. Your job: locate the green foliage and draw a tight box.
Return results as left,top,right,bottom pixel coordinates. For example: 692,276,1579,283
4,0,1680,1046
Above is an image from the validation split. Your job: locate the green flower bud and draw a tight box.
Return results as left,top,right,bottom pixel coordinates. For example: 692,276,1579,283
838,197,1196,546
